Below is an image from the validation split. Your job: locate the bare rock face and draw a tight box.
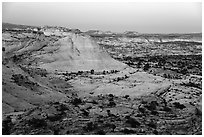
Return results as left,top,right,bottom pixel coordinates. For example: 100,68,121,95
37,32,127,72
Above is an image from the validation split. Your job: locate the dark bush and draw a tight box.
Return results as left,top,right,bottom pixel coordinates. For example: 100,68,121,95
138,107,145,113
126,116,141,128
122,128,136,134
71,98,82,106
66,130,70,134
136,113,143,117
91,99,98,104
81,109,89,116
124,95,130,99
53,128,60,135
11,74,39,91
90,69,94,74
109,97,114,101
162,106,172,112
105,123,116,131
195,107,202,116
48,114,63,122
147,121,157,129
141,100,147,104
143,63,150,71
173,102,186,109
144,101,158,111
57,103,69,111
84,122,97,131
2,47,5,52
109,94,114,98
12,54,21,63
108,101,116,107
2,116,12,135
153,129,159,135
28,118,47,128
151,110,158,115
97,129,106,135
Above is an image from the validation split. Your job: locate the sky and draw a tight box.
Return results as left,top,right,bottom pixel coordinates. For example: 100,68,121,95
2,2,202,33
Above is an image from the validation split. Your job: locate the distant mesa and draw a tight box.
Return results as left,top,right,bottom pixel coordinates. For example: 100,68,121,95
84,30,117,36
123,31,139,36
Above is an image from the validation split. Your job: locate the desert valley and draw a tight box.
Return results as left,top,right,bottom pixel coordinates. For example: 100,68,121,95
2,23,202,135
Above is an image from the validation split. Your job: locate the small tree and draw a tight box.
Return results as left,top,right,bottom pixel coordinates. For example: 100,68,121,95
143,63,150,71
2,47,5,52
90,69,94,74
137,61,142,68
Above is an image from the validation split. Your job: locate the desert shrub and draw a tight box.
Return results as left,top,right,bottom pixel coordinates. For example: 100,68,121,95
143,63,150,71
96,129,106,135
125,116,141,128
151,110,158,115
48,113,63,122
71,97,82,106
36,68,48,77
12,54,22,63
138,107,145,113
84,122,97,131
108,101,116,107
53,129,60,135
195,107,202,116
122,128,136,134
124,95,130,99
125,75,128,79
162,106,172,112
173,102,186,109
144,101,158,111
56,103,69,112
28,117,47,128
108,96,114,101
136,113,143,117
87,99,98,104
147,121,157,129
105,123,116,131
2,47,5,52
108,94,114,98
81,109,89,116
77,71,83,75
90,69,94,74
141,100,147,104
2,116,12,135
153,129,159,135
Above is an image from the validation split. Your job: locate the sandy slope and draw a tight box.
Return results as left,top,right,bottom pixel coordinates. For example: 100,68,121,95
2,62,68,114
38,33,127,72
69,68,172,97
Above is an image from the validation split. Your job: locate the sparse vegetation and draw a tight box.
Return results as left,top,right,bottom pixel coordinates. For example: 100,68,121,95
70,97,82,106
173,102,186,109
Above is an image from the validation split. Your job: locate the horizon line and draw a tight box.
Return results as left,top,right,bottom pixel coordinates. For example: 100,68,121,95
2,22,202,34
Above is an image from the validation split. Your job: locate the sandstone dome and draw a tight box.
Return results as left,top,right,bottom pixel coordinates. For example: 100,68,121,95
37,33,127,72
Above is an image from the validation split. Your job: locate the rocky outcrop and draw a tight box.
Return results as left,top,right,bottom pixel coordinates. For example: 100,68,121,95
3,26,127,72
37,32,127,72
